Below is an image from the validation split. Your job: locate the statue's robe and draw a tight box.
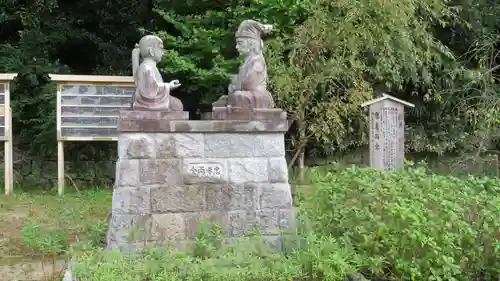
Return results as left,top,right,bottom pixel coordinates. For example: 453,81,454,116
213,54,274,109
133,62,183,111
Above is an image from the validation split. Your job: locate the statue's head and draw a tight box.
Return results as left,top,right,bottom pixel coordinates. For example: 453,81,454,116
138,35,164,62
235,20,272,56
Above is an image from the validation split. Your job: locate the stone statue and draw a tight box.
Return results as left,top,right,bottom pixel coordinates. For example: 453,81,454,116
213,20,275,109
131,35,183,111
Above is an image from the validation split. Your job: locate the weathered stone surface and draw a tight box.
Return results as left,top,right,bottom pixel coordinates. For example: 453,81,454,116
255,134,285,157
118,134,156,159
107,214,151,245
204,133,284,158
115,159,139,187
150,213,186,241
120,119,173,132
139,159,181,186
228,210,257,236
150,185,205,213
211,107,287,120
259,183,293,209
228,158,268,183
205,183,258,211
227,208,284,236
268,157,288,182
256,209,280,234
171,120,288,132
120,110,189,121
154,134,176,158
120,120,291,133
278,208,295,231
204,134,254,158
111,187,151,215
109,119,294,252
121,118,289,133
175,134,205,157
181,158,228,184
183,211,228,239
119,110,189,132
155,133,205,158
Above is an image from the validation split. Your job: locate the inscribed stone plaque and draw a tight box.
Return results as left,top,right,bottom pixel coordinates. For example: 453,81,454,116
187,163,224,179
59,84,135,139
368,100,405,170
381,106,399,169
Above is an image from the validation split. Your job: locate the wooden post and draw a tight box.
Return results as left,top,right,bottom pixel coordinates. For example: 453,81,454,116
4,106,13,195
57,141,64,195
1,74,16,195
56,83,64,195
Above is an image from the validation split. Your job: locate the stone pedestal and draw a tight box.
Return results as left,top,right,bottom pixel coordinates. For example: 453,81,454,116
106,109,294,251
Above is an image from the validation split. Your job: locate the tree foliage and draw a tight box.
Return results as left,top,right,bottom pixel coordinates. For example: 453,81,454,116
266,0,498,157
0,0,498,187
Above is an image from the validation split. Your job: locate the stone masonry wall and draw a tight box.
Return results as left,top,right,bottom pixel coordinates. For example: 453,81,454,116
106,131,294,251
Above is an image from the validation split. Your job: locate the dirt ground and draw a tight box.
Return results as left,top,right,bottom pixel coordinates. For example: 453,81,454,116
0,190,111,281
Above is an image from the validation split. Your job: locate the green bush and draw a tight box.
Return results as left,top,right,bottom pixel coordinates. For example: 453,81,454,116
71,164,499,281
72,229,361,281
302,163,500,280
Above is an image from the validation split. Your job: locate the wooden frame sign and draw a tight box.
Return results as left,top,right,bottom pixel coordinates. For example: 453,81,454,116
50,74,135,195
0,73,16,195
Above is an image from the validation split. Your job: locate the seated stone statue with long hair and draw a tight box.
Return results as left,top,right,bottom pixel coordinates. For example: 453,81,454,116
131,35,183,111
213,20,275,109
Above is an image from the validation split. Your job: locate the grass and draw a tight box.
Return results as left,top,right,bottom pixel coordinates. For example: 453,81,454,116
0,161,497,280
0,188,112,280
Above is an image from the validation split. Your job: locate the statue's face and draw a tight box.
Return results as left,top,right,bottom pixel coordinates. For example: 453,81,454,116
236,38,251,56
150,42,164,62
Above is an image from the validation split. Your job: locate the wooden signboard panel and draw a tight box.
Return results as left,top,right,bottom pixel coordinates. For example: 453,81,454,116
51,74,135,195
0,73,16,195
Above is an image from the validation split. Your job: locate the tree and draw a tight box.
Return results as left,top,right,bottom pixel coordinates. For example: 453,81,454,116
265,0,480,177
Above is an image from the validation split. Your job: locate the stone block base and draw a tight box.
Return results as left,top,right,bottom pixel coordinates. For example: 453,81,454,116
119,109,189,132
106,113,294,251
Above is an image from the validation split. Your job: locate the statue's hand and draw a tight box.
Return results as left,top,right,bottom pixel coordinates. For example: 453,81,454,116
168,80,181,90
228,75,237,93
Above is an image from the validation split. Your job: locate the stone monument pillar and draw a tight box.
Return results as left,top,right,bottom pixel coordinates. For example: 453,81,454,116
106,109,294,250
361,94,415,170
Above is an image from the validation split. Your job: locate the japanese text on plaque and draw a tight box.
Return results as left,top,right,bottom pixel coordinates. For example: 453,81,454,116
188,163,223,178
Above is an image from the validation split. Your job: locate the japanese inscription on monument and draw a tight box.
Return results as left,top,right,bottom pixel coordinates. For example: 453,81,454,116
187,163,223,178
362,94,414,170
